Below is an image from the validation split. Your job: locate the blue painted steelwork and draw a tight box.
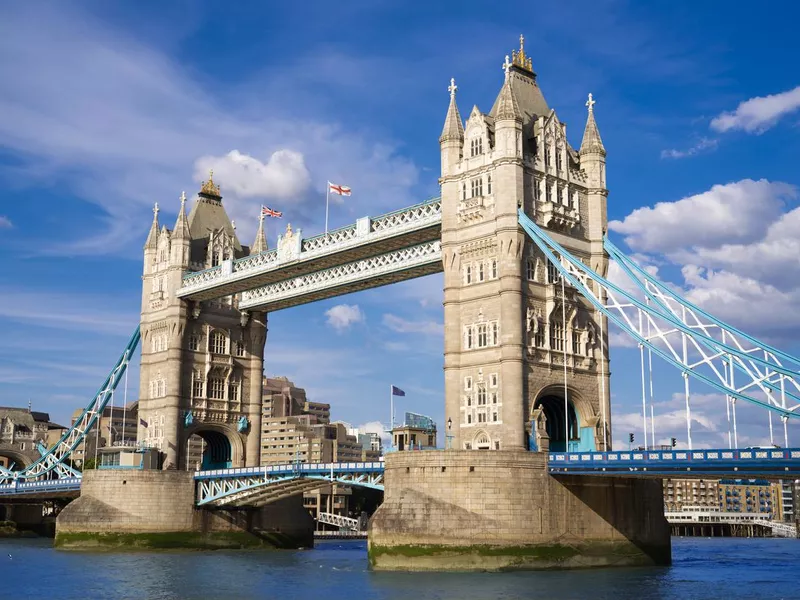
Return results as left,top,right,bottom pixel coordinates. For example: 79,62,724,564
0,477,81,496
549,448,800,477
518,210,800,421
0,327,141,485
195,461,386,505
605,235,800,374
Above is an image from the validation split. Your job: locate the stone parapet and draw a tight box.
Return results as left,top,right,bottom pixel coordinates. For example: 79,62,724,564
368,450,670,571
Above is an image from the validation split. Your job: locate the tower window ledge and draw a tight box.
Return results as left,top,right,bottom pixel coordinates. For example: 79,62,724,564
536,200,580,230
150,291,164,301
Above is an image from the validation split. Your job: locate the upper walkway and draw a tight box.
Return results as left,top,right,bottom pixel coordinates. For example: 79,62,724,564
177,199,442,310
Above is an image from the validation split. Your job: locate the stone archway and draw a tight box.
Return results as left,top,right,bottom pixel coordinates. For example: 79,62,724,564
531,384,597,452
183,423,244,470
473,430,492,450
0,447,35,471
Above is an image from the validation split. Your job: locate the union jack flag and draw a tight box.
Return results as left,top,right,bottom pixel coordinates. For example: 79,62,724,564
328,182,351,196
261,206,282,218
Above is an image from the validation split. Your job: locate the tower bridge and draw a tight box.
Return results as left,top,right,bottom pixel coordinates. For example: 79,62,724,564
2,35,799,568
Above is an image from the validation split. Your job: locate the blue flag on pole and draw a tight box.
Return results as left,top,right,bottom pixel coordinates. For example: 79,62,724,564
391,385,406,397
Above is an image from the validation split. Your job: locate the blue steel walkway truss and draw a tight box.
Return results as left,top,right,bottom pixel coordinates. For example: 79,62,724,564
195,462,385,507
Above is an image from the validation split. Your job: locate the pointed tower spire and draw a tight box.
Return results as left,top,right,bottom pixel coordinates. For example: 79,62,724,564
494,60,522,122
144,202,160,249
580,93,606,156
173,191,190,239
439,78,464,143
251,208,268,254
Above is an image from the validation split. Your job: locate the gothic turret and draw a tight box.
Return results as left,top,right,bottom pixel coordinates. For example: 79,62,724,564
493,56,524,161
439,78,464,177
579,93,606,157
144,203,160,250
171,191,191,267
579,93,608,245
251,212,268,254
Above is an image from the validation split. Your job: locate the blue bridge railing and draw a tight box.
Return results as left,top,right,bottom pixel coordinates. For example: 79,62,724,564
549,448,800,476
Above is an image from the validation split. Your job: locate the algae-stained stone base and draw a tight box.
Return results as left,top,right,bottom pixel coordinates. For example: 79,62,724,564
368,450,671,571
56,470,313,550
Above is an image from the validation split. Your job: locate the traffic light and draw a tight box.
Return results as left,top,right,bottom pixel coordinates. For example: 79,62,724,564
629,433,634,443
671,437,677,448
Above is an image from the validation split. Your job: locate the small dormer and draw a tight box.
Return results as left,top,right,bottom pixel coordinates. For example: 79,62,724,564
464,106,489,159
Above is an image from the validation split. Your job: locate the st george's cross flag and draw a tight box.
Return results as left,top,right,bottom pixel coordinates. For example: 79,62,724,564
391,385,406,397
261,205,282,218
328,182,352,196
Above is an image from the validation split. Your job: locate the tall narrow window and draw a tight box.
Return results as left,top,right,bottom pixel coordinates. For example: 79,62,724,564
189,335,200,351
192,377,204,398
466,327,474,349
491,259,498,279
465,265,472,284
235,341,246,357
535,327,545,348
550,324,565,352
477,387,487,405
228,382,240,402
526,259,535,281
478,262,485,282
547,261,559,284
477,324,488,347
462,182,467,200
487,174,492,195
572,331,582,355
556,149,563,171
490,321,499,346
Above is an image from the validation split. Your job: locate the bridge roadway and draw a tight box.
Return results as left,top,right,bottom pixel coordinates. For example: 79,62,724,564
3,449,799,504
177,198,443,311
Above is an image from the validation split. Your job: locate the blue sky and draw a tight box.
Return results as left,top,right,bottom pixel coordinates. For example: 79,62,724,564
1,0,799,449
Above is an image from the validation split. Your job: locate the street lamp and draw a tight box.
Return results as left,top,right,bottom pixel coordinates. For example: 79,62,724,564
446,418,453,450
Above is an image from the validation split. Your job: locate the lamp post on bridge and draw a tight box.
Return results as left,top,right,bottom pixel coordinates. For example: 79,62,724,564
446,418,453,450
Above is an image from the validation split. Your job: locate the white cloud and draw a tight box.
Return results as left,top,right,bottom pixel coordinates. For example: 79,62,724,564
0,3,420,256
608,179,795,254
324,304,364,332
0,216,11,229
355,420,391,447
382,313,443,336
660,137,717,159
194,149,310,200
711,85,800,134
0,287,137,336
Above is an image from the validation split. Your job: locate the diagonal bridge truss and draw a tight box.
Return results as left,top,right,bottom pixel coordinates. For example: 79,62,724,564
0,327,141,486
519,209,800,448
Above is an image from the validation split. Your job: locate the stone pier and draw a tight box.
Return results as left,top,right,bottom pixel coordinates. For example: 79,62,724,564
56,470,313,550
368,450,670,571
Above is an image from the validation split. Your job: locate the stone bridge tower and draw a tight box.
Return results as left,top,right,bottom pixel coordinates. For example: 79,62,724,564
138,174,267,469
440,37,611,453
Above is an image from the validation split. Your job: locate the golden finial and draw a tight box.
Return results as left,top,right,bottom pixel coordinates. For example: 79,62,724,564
200,169,221,197
511,33,533,72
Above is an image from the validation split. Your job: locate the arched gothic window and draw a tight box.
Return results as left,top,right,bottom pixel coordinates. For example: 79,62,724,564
210,331,228,355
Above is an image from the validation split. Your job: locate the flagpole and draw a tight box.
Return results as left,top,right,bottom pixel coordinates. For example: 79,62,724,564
325,181,330,235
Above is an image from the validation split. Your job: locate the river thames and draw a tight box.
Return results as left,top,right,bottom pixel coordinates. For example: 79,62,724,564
0,537,798,599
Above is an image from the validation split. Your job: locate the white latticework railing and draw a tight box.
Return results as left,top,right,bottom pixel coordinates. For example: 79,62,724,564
179,198,441,298
240,240,441,310
370,199,442,233
232,249,279,273
301,225,358,253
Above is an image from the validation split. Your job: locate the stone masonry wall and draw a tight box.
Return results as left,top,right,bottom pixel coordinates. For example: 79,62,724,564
56,470,313,549
369,450,670,570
